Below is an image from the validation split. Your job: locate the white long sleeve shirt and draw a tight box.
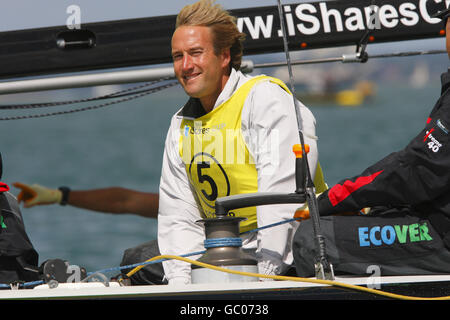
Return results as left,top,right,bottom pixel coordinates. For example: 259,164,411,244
158,68,318,284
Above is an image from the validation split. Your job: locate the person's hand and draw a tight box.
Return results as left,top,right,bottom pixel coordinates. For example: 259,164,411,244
13,182,62,208
294,200,371,220
294,203,310,220
293,193,324,220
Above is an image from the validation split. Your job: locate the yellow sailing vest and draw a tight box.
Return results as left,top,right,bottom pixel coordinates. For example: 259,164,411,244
179,75,327,233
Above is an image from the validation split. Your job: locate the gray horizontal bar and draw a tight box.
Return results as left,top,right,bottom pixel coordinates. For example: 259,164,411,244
0,60,254,95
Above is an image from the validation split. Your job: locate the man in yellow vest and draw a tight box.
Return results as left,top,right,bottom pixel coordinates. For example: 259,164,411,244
13,0,325,285
158,0,324,285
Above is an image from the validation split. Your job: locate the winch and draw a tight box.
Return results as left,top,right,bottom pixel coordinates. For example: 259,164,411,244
191,192,308,284
191,213,258,284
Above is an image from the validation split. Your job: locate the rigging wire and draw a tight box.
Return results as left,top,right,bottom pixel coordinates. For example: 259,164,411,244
0,78,174,110
253,49,447,68
0,80,179,120
276,0,334,280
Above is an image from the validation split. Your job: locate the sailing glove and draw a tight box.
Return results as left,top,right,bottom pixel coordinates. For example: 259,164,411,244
13,182,62,208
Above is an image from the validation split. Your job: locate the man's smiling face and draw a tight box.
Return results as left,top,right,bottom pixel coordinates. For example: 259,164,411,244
171,25,230,111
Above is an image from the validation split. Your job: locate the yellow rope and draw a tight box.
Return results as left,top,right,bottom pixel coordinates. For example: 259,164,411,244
124,254,450,300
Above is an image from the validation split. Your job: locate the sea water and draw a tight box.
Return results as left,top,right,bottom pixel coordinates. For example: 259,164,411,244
0,56,446,275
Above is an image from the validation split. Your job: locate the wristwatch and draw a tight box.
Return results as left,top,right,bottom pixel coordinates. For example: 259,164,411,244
58,186,71,206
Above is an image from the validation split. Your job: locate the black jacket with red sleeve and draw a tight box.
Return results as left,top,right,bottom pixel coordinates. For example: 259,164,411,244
317,70,450,241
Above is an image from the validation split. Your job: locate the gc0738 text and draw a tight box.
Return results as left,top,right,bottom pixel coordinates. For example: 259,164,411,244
224,304,269,315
